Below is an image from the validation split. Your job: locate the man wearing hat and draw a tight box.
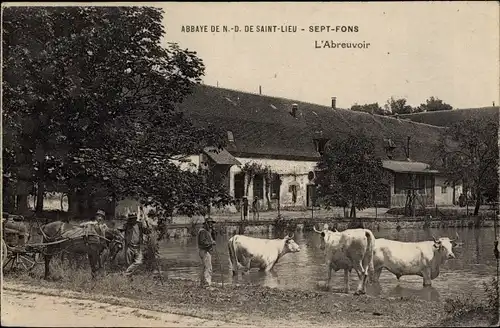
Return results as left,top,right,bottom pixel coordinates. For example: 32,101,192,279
123,213,145,278
95,209,106,222
197,218,217,287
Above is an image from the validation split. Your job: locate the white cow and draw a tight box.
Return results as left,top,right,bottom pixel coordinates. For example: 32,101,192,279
313,226,375,295
370,234,458,286
228,233,301,275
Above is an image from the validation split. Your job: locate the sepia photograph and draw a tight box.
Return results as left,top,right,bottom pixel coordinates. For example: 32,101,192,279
1,2,499,327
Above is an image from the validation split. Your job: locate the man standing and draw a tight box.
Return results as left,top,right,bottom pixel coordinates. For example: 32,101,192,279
123,213,145,279
198,218,216,287
252,196,260,221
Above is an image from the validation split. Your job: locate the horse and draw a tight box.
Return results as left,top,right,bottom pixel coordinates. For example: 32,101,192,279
40,221,122,279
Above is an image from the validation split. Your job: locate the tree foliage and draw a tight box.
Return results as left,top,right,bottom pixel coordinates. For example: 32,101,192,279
3,6,231,217
417,96,453,112
315,133,388,218
437,117,498,215
384,97,415,115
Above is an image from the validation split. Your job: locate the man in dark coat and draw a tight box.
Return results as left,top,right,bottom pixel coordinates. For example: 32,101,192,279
197,218,216,287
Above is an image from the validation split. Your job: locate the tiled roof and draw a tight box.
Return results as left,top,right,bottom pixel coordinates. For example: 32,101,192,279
203,147,241,166
382,160,439,174
399,107,499,127
178,85,446,165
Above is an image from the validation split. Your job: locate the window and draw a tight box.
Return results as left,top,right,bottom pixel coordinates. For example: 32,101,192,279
271,174,281,199
416,175,426,195
234,172,245,199
313,138,329,156
253,174,264,200
394,174,409,194
393,174,430,195
227,131,234,143
441,186,447,194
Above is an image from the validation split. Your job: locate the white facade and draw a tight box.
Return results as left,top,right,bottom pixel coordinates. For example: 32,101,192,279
434,175,463,206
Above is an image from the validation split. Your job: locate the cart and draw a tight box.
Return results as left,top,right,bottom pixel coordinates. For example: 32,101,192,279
2,214,45,272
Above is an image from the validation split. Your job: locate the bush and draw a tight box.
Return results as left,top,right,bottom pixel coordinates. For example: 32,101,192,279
483,277,499,322
444,294,487,318
443,277,498,324
273,215,297,237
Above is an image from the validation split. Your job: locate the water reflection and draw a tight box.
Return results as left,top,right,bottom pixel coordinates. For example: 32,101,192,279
157,227,496,302
387,285,440,302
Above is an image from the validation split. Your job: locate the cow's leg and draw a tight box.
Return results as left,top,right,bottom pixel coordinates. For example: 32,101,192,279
228,246,238,276
242,257,251,274
422,268,432,287
326,262,333,290
352,261,368,295
372,266,383,283
343,269,350,294
263,260,277,272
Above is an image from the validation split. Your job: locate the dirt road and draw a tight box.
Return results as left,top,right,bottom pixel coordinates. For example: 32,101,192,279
1,289,247,327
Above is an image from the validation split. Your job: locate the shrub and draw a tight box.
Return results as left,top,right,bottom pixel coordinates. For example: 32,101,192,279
443,277,498,324
273,215,297,237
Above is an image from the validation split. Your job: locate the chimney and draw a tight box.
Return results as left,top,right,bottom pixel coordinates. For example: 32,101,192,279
259,85,262,95
331,97,337,109
291,103,298,117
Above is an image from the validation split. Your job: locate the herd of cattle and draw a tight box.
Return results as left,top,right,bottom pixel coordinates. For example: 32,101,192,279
31,218,460,296
227,224,459,295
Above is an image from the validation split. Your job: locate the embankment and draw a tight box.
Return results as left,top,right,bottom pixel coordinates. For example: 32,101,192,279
161,216,496,239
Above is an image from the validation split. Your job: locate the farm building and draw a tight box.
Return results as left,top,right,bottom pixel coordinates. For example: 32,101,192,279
399,106,499,127
115,85,462,215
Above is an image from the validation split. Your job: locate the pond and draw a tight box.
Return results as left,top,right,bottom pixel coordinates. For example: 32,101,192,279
157,227,498,302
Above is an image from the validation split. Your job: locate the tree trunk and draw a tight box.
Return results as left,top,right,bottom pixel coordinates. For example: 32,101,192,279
350,203,356,218
473,189,481,216
452,181,456,205
266,185,272,211
35,183,45,214
68,189,79,217
245,174,252,197
17,194,29,213
34,143,45,214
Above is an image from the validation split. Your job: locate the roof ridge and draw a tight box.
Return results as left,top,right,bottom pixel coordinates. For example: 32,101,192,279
200,84,348,110
400,106,500,116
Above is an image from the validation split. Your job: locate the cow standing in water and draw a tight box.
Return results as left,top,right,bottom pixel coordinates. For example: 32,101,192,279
370,235,457,286
313,226,375,295
228,233,300,275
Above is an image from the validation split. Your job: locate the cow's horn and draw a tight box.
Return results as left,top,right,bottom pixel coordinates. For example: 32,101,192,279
313,225,323,234
334,229,338,232
288,232,295,239
432,235,439,243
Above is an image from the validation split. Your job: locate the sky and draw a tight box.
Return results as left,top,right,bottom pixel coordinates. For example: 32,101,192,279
158,2,499,109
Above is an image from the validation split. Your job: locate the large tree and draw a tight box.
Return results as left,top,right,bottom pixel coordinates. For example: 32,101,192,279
417,96,453,112
3,7,231,217
437,117,498,215
384,97,415,115
315,132,388,218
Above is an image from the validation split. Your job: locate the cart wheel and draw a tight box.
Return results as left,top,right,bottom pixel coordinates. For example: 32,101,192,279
2,248,41,273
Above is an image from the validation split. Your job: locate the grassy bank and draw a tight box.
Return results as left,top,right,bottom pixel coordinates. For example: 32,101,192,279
4,259,492,328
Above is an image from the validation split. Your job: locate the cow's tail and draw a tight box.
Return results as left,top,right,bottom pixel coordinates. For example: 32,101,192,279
365,230,375,279
227,236,239,276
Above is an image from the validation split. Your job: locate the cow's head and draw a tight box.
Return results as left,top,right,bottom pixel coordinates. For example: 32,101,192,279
313,224,339,250
432,235,456,260
283,233,300,253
